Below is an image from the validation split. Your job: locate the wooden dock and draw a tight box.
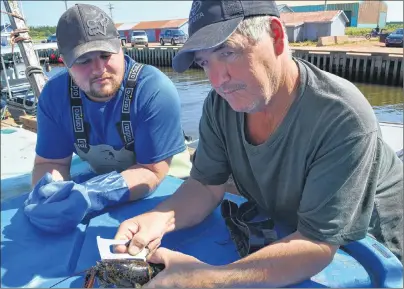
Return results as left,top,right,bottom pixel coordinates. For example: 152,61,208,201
122,47,403,86
2,45,403,86
293,50,403,86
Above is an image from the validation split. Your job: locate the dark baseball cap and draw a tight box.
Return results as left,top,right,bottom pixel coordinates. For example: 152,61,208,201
56,4,121,68
172,0,280,73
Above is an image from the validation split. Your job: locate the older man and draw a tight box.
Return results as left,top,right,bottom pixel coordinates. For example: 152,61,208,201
23,3,192,234
115,0,403,287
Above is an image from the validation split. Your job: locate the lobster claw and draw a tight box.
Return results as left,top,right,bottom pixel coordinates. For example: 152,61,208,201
84,267,97,288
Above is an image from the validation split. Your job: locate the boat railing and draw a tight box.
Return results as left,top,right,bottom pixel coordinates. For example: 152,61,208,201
0,52,13,100
1,49,38,119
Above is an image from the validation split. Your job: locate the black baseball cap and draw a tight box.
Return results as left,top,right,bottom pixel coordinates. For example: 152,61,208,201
172,0,280,73
56,4,121,68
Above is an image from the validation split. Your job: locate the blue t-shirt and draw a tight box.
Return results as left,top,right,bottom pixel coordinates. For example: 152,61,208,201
36,55,186,165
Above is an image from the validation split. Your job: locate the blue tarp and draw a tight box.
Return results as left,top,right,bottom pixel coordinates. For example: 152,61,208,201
1,127,402,288
1,174,403,288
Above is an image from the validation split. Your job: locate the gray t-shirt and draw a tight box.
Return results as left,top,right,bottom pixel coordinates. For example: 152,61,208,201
191,58,403,260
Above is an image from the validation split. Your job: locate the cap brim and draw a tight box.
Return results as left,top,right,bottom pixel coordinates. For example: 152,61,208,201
172,17,243,73
63,38,121,68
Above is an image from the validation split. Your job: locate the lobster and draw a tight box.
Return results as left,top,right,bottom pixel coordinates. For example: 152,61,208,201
83,259,165,288
49,259,164,288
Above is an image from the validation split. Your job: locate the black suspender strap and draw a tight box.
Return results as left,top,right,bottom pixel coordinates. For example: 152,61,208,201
69,77,90,153
116,62,144,150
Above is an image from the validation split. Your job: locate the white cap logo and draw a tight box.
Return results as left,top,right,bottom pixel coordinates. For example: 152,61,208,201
189,0,204,24
190,1,202,18
86,12,109,36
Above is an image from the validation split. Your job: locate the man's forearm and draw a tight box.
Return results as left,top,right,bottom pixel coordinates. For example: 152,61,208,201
153,177,225,232
120,165,165,201
31,163,71,187
32,162,164,201
195,231,337,288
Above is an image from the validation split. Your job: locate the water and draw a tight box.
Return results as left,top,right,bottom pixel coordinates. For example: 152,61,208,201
47,65,403,140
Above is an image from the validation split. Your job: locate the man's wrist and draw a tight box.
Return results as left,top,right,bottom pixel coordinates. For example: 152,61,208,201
149,209,175,233
81,171,131,211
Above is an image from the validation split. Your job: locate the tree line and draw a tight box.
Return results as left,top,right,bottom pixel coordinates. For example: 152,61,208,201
28,26,57,40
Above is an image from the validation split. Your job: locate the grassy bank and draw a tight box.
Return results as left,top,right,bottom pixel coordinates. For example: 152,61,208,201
345,24,403,36
290,40,318,47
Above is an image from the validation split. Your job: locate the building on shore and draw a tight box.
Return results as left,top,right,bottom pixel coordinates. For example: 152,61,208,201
277,4,294,13
281,10,349,42
277,1,388,28
115,3,294,43
116,19,188,43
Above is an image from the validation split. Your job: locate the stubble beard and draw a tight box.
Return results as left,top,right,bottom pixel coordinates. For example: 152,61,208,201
88,78,122,100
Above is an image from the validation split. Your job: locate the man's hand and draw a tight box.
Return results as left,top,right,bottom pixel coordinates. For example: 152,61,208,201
24,174,93,233
114,177,226,256
145,248,213,288
114,211,175,256
24,171,131,233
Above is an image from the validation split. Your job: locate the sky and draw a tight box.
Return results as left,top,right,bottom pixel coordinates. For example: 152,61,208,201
1,1,403,27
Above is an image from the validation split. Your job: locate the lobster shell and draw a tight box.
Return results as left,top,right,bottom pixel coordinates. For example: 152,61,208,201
84,259,165,288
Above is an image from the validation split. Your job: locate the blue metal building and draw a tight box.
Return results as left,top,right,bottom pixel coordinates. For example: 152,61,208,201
287,1,388,28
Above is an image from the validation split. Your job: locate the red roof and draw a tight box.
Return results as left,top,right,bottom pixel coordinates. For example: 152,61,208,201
132,18,188,30
280,10,346,24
